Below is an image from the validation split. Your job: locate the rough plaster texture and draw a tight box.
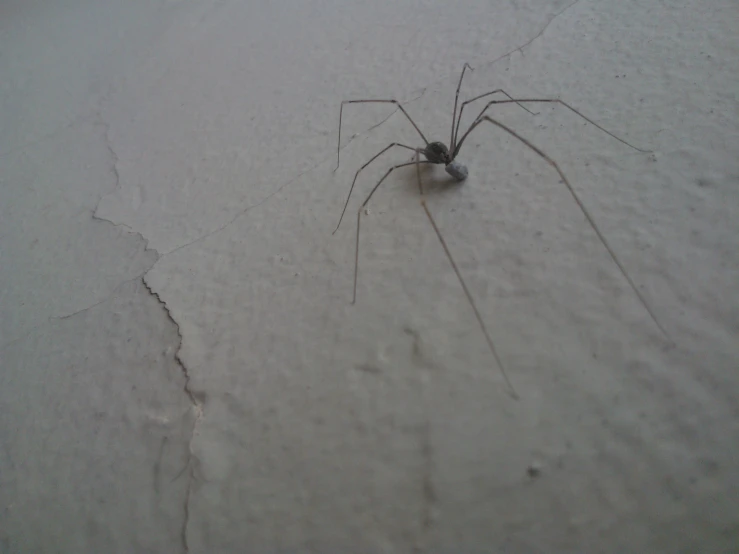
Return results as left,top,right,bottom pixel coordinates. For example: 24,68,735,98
1,0,738,552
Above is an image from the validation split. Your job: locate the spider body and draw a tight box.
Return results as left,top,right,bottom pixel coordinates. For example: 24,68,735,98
421,141,468,181
422,141,452,164
333,63,666,399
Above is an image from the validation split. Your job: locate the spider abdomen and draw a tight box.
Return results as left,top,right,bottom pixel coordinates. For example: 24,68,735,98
445,161,468,181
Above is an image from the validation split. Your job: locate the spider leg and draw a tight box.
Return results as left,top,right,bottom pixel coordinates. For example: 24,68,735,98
452,90,538,151
353,157,433,304
415,150,518,399
336,99,429,170
454,98,649,158
450,63,474,149
333,142,417,234
460,115,670,341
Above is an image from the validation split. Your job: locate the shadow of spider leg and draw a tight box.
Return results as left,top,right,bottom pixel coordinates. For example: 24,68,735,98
414,150,519,399
346,143,519,399
459,115,670,343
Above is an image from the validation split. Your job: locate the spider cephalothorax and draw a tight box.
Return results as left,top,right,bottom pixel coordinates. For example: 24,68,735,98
422,141,452,164
423,142,469,181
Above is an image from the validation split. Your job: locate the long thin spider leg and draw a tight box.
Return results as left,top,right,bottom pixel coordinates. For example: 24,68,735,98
336,99,429,170
333,142,417,234
452,89,538,151
352,159,433,304
416,155,518,398
463,115,670,340
454,99,650,158
415,148,424,195
450,63,474,149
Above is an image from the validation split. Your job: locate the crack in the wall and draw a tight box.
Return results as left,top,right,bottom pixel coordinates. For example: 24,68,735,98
91,110,129,231
180,464,196,554
40,270,201,554
160,158,326,258
398,0,584,108
142,277,202,411
481,0,583,70
143,275,202,554
54,275,146,320
90,110,201,554
159,86,429,259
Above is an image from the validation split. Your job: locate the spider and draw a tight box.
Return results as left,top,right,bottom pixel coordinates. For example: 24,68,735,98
332,63,667,398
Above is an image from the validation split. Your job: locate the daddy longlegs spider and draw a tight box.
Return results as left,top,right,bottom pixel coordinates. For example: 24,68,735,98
333,63,667,398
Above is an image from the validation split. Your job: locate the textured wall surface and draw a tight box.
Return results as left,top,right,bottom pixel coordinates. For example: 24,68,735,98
2,0,737,552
